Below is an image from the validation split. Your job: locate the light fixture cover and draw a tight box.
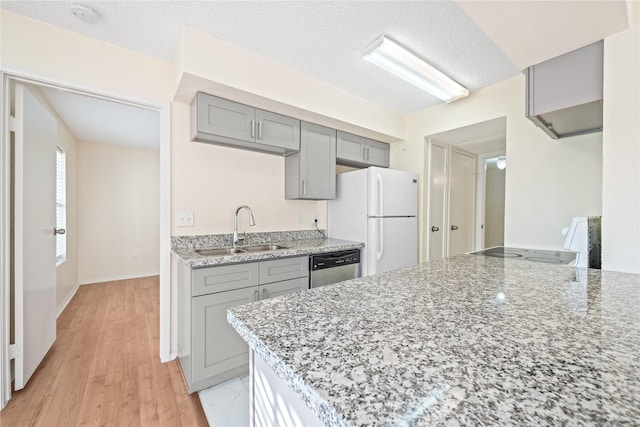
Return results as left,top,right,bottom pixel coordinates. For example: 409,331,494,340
362,35,469,103
496,156,507,170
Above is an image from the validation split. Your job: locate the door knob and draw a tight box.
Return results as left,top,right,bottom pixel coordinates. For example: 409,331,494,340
431,226,439,232
54,228,66,235
450,225,459,231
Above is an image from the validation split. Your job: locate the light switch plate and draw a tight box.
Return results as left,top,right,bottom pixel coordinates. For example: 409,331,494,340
177,212,194,227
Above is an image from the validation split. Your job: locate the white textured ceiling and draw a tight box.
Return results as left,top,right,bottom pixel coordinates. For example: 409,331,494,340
39,87,160,149
1,0,633,148
429,117,506,155
457,0,631,69
2,0,519,114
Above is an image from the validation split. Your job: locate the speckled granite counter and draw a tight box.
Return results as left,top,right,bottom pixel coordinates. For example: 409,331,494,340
173,230,363,268
228,254,640,426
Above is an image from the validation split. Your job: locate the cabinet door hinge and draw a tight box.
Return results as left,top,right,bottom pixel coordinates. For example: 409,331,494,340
8,344,20,360
9,115,16,132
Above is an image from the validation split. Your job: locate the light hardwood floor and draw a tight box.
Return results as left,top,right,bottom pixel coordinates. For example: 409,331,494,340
0,276,208,426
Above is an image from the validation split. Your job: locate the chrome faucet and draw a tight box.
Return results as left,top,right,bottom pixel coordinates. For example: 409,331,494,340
233,205,256,247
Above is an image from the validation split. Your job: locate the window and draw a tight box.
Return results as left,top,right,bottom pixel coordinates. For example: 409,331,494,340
56,146,66,266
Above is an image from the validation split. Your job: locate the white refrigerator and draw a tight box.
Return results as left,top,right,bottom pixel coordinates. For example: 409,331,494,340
328,167,418,277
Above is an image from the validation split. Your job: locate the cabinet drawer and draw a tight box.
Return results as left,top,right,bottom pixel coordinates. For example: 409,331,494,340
259,256,309,284
259,277,308,300
192,263,259,297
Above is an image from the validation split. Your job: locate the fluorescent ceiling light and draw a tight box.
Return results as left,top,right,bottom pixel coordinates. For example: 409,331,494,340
362,36,469,103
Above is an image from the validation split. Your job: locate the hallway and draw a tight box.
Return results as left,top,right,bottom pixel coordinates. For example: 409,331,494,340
0,277,207,426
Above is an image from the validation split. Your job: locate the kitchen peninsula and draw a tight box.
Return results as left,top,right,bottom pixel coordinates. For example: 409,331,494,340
228,255,640,425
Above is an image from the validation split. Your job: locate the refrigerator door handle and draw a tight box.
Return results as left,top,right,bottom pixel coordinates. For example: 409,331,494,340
376,173,384,217
377,218,384,261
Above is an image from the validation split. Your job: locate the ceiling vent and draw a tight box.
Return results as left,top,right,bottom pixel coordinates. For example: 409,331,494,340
525,41,603,139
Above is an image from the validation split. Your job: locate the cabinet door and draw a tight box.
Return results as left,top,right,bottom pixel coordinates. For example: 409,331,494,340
192,262,259,297
259,277,308,300
191,287,257,385
336,131,366,164
366,139,390,168
256,109,300,152
259,256,308,284
195,93,255,143
299,122,336,199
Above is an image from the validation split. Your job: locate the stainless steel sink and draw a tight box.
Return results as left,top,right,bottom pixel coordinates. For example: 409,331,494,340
195,248,245,256
242,245,287,252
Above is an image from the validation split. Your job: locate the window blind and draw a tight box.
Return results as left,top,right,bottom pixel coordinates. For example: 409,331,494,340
56,146,66,266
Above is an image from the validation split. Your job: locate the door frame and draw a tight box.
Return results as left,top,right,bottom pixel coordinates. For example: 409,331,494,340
474,150,506,250
0,69,172,409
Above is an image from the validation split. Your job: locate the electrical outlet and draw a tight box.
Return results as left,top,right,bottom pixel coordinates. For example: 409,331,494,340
313,214,318,223
177,212,194,227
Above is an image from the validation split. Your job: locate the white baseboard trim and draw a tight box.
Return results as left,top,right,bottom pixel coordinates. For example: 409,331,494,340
79,272,160,286
162,352,177,363
56,282,80,318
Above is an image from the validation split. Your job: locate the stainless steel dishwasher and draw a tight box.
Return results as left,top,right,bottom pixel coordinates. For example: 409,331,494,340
309,249,361,289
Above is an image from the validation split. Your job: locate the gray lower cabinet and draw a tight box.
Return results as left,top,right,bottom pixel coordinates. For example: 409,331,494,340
178,256,309,393
191,287,256,391
285,122,336,200
336,130,390,168
191,92,300,155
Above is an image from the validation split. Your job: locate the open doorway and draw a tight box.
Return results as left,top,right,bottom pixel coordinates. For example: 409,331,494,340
481,155,506,248
424,117,506,261
1,72,170,408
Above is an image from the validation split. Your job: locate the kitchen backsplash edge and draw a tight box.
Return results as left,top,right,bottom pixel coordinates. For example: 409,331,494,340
171,229,327,250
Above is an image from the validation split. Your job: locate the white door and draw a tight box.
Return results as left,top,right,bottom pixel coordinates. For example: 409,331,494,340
13,84,57,390
367,167,418,217
367,217,418,276
428,144,446,261
448,149,476,256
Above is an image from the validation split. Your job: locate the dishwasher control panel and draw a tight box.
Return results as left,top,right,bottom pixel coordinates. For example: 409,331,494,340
310,249,361,271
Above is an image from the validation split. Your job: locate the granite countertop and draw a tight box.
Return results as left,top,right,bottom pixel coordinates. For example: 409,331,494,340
173,232,363,268
228,254,640,426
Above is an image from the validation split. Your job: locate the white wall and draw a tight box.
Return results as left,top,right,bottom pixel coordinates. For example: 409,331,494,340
395,75,603,261
0,10,171,102
484,162,506,248
77,142,159,284
170,102,326,236
173,27,404,142
602,26,640,273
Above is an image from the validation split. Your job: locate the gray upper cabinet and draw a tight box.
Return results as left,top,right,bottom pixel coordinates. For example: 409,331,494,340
255,109,300,152
191,92,300,155
285,122,336,200
366,139,390,168
336,131,390,168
